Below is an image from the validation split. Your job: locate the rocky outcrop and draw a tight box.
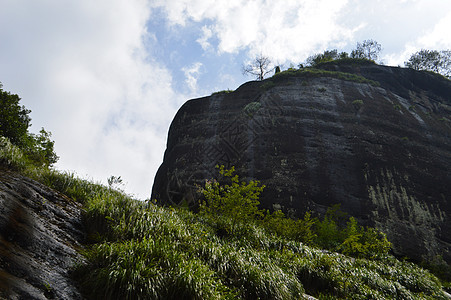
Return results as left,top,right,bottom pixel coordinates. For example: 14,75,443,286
152,63,451,263
0,169,85,299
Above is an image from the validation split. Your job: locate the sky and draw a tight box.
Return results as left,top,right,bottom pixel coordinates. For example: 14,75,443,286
1,0,450,199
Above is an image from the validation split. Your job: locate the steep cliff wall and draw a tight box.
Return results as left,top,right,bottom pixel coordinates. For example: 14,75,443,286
152,63,451,263
0,169,85,299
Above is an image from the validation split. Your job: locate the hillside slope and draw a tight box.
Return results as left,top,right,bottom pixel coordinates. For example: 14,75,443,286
0,169,85,299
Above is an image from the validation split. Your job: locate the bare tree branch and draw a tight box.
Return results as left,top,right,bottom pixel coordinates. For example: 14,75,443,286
242,54,274,81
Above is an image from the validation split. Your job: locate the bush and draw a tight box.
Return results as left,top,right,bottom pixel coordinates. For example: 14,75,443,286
198,165,265,235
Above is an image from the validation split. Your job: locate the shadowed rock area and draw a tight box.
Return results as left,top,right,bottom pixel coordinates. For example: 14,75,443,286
152,62,451,263
0,169,85,299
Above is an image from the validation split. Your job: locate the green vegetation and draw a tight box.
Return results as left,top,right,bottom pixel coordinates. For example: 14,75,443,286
0,82,58,168
405,49,451,79
242,102,262,117
352,99,364,107
68,167,445,299
306,49,350,67
270,67,380,87
351,39,382,61
211,89,234,96
199,165,265,235
1,83,449,299
305,40,381,67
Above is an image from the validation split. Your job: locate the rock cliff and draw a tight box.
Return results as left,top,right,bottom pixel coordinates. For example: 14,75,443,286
0,169,85,299
152,62,451,263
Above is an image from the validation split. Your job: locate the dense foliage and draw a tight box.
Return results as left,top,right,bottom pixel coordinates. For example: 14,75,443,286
70,173,446,299
405,49,451,79
0,82,58,167
199,165,265,235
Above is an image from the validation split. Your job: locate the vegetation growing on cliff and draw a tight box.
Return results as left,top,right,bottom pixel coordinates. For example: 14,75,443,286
405,50,451,79
266,67,381,88
1,83,450,299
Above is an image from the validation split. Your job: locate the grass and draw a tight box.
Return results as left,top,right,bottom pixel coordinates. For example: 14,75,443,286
269,67,380,87
65,184,447,299
1,138,449,298
211,89,234,96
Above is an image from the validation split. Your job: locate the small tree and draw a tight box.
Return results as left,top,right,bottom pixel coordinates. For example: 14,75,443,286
405,49,451,78
23,128,59,167
199,165,265,234
242,54,273,81
0,82,58,167
351,39,382,61
0,82,31,146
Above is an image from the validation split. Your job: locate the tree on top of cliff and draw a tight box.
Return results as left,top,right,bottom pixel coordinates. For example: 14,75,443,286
405,49,451,78
242,54,274,81
351,39,382,61
306,49,350,67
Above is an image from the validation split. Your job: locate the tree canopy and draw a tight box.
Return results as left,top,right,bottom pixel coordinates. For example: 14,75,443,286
405,49,451,78
0,82,31,146
0,82,58,167
350,39,382,61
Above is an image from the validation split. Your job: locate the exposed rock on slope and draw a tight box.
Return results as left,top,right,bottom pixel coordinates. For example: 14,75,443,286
152,63,451,263
0,169,85,299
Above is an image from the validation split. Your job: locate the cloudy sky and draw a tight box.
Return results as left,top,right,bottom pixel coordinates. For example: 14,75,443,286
1,0,450,199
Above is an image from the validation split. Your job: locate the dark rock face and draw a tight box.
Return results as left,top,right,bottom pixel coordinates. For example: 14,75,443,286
0,169,85,299
152,63,451,263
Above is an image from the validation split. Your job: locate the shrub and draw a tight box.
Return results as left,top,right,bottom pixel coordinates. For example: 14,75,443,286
198,165,265,235
352,99,364,107
262,210,317,245
211,89,234,96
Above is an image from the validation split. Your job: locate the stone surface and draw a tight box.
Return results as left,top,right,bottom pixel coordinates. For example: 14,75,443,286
152,63,451,263
0,169,85,299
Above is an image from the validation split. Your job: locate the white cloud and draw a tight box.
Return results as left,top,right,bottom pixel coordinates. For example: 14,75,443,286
152,0,356,63
196,25,213,50
153,0,451,68
383,8,451,66
417,11,451,49
182,62,203,94
0,0,183,199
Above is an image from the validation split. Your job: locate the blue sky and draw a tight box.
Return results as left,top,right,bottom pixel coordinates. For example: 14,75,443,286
1,0,450,199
